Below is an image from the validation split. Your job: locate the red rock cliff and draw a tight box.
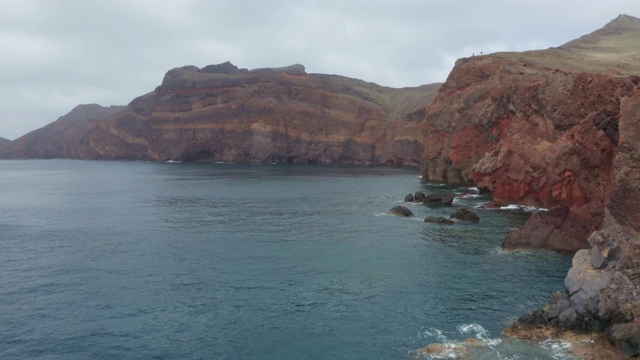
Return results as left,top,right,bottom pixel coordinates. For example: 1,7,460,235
421,15,640,252
68,62,440,167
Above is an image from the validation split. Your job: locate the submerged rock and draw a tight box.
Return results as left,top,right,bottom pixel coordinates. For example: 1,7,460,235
450,207,480,223
388,206,414,217
423,216,454,225
424,192,455,205
418,343,446,355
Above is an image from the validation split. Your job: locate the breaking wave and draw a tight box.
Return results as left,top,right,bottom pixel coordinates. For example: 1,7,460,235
412,324,575,359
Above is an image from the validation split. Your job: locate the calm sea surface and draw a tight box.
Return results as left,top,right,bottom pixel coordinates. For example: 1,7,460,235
0,160,575,359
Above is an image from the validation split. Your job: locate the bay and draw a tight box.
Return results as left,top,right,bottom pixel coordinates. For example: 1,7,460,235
0,160,573,359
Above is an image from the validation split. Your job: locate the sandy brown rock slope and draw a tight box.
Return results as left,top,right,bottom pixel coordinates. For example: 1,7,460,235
421,14,640,252
1,104,125,159
64,62,439,167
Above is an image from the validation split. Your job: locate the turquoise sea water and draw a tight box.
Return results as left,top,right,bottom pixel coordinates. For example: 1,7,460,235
0,160,574,359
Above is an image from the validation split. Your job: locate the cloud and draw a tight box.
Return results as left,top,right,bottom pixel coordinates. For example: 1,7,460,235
1,0,640,139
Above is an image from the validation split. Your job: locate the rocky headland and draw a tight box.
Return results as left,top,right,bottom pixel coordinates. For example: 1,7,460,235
0,104,125,159
421,14,640,252
2,13,639,358
419,14,640,357
1,62,440,166
0,136,11,150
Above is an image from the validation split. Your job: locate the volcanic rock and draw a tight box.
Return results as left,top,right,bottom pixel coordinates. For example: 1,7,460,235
423,192,455,205
507,45,640,354
0,104,125,159
0,136,10,150
420,14,640,252
610,322,640,357
418,343,445,355
450,207,480,223
388,206,414,217
40,62,440,165
423,216,454,225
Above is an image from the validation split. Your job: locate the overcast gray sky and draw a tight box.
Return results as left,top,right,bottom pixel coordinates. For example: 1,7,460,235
1,0,639,140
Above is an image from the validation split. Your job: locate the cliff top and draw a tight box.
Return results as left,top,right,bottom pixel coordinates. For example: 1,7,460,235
484,14,640,76
198,61,307,76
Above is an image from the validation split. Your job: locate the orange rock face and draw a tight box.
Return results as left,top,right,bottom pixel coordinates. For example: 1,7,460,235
421,16,640,252
68,62,439,166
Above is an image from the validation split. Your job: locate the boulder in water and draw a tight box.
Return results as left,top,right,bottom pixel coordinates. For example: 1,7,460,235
424,192,455,205
404,193,415,202
423,216,454,225
388,205,414,217
414,191,426,202
450,207,480,223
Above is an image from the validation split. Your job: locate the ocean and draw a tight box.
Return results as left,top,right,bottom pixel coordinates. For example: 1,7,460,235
0,160,575,359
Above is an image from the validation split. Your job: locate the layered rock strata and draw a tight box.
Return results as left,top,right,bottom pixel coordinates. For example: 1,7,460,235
420,15,640,252
25,62,439,166
507,91,640,356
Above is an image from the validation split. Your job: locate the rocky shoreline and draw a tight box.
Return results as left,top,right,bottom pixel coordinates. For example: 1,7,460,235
415,15,640,358
504,92,640,358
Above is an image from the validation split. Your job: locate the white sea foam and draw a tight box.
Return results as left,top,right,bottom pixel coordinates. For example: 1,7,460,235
415,325,576,360
499,204,548,212
539,339,573,359
164,160,181,163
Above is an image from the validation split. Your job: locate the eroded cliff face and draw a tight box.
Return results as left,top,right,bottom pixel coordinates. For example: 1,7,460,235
420,15,640,252
0,104,125,159
506,88,640,357
70,62,440,166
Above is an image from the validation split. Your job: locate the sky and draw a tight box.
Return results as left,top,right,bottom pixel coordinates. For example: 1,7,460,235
1,0,640,140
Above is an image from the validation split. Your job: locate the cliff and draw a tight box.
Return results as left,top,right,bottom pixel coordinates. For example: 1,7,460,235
0,136,10,150
506,90,640,357
421,14,640,252
421,14,640,356
1,104,125,159
60,62,440,166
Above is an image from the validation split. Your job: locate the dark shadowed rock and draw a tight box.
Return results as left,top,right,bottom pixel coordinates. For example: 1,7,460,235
388,206,414,217
450,207,480,223
414,191,426,202
404,193,415,202
610,322,640,357
200,61,249,75
0,136,11,150
543,291,571,321
424,192,455,205
503,207,587,253
423,216,454,225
